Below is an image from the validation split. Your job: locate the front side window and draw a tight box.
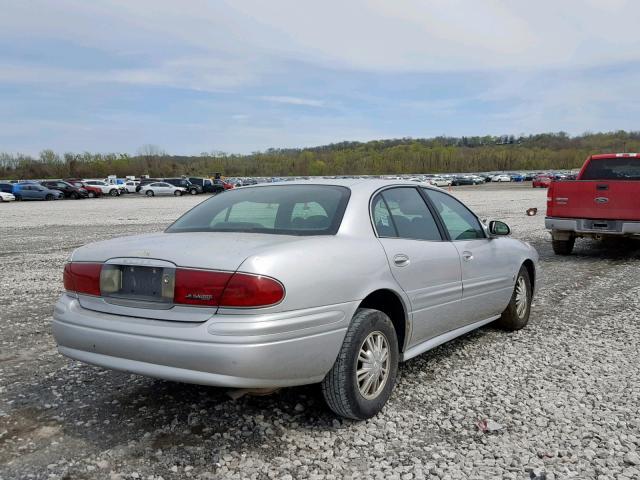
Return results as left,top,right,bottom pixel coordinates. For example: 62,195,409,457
425,189,485,240
167,185,350,235
372,187,442,241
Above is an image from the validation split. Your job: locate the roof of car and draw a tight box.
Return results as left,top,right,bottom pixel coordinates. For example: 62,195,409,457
239,178,439,194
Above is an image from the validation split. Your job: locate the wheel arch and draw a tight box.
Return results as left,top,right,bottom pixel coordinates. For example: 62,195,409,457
357,288,409,353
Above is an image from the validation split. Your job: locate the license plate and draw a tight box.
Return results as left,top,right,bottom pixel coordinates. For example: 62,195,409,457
100,265,175,302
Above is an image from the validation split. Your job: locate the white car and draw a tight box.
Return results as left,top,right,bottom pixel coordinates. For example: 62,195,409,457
139,182,186,196
53,180,539,419
493,175,512,183
427,176,452,187
84,180,121,196
0,191,15,202
124,181,140,193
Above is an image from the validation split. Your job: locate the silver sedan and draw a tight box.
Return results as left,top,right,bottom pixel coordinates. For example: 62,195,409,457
53,180,539,419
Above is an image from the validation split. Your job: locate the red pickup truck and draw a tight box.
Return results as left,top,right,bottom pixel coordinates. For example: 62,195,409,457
546,153,640,255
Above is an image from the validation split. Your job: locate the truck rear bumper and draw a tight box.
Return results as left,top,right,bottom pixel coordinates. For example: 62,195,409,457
545,217,640,236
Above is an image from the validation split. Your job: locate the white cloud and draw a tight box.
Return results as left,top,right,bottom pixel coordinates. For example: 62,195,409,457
259,96,326,107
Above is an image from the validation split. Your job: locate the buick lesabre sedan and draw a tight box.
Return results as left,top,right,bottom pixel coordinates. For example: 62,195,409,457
53,180,539,419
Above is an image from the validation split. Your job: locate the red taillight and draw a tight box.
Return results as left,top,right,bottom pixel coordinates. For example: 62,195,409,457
219,273,285,308
63,263,284,308
173,269,284,308
174,269,232,306
63,262,102,296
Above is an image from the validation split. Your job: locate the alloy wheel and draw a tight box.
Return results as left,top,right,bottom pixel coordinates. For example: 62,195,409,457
356,331,390,400
515,276,528,318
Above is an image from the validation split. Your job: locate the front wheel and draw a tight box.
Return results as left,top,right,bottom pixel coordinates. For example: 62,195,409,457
189,188,197,195
321,308,399,420
109,189,118,197
87,191,96,198
497,265,531,331
146,190,154,197
45,194,54,201
174,190,182,196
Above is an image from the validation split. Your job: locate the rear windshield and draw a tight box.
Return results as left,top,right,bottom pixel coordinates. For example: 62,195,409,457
166,185,350,235
581,158,640,180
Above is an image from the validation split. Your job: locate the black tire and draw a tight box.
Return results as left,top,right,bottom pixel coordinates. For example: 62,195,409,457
189,188,197,195
552,237,575,255
321,308,399,420
109,189,118,197
45,194,54,201
174,190,182,196
87,191,96,198
146,190,154,197
71,192,79,199
496,265,532,331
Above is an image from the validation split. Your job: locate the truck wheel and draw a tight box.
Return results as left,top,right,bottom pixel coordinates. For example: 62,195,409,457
321,308,399,420
552,237,575,255
496,265,531,331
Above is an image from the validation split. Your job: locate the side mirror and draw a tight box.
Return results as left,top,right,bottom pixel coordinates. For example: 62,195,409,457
489,220,511,236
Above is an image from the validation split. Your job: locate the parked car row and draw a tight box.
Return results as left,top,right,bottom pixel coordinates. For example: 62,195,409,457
0,176,238,202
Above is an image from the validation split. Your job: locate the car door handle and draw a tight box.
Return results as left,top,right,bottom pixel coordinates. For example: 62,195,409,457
393,254,410,267
462,251,474,261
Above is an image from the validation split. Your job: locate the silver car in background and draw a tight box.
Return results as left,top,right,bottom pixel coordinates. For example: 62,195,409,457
53,180,539,419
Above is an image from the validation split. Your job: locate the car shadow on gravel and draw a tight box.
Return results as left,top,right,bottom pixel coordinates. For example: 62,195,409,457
3,364,340,462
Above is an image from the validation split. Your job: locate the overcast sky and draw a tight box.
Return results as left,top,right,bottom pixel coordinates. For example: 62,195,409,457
1,0,639,155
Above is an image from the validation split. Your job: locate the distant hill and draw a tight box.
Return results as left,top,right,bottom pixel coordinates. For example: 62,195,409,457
2,130,639,179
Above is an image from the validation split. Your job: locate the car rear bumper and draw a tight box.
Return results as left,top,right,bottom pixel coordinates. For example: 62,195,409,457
52,294,355,388
545,217,640,236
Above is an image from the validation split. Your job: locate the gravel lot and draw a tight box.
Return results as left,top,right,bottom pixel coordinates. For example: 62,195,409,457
1,183,639,480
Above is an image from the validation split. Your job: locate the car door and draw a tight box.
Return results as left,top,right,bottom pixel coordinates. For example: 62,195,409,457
372,187,464,345
424,188,514,323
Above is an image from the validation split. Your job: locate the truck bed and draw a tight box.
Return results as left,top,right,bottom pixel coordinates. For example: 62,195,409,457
547,180,640,221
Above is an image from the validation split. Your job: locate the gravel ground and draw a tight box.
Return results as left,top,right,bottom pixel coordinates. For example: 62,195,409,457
1,183,639,480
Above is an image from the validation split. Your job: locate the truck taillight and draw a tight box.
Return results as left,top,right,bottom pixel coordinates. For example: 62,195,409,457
63,262,102,296
173,269,284,308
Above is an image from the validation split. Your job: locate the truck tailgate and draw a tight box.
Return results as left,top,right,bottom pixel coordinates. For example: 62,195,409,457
547,181,640,221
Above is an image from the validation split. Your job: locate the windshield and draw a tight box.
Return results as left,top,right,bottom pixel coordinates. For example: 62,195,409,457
582,158,640,180
167,185,350,235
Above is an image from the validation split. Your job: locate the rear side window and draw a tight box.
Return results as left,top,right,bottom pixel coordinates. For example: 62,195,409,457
167,185,350,235
581,158,640,180
424,189,485,240
372,188,442,241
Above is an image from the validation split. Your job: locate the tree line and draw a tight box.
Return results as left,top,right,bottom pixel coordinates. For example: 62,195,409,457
1,131,639,180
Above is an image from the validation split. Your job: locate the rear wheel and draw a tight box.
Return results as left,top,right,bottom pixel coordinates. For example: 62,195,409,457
552,236,575,255
322,308,399,420
146,190,154,197
45,194,54,201
109,189,118,197
174,190,182,196
497,265,532,331
189,188,197,195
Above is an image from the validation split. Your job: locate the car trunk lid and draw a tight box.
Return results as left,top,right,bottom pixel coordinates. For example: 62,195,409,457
72,232,303,321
